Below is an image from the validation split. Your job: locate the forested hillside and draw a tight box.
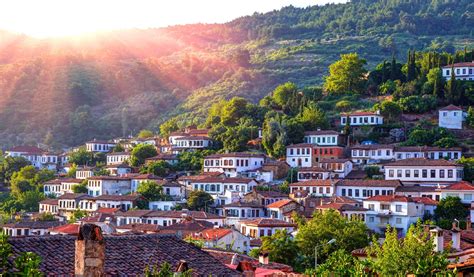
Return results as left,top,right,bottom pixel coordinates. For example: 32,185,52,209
0,0,473,148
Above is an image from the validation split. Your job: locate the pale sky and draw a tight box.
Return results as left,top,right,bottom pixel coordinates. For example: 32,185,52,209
0,0,347,38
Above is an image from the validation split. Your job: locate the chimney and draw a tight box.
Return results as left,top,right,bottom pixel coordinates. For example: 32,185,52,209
430,227,444,252
467,217,472,231
258,251,269,265
75,224,105,277
452,221,461,250
236,261,255,277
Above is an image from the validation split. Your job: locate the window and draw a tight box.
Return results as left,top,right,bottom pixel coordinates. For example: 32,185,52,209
446,69,450,75
368,204,374,210
405,170,410,178
341,118,346,124
381,204,390,210
422,170,427,178
414,170,419,178
369,216,374,222
430,170,436,178
342,189,346,196
396,218,402,224
440,170,445,178
355,189,360,197
260,229,265,237
389,170,394,178
397,170,402,178
395,205,402,212
443,112,447,117
464,194,472,201
448,170,453,178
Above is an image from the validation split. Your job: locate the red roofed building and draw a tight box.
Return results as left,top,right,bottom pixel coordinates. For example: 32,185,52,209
440,181,474,204
439,104,465,129
266,199,301,222
442,61,474,81
363,194,434,235
190,228,250,254
289,179,334,197
316,202,367,221
240,218,296,239
340,110,384,126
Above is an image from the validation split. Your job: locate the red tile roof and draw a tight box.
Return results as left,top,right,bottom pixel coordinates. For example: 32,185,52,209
439,104,463,111
205,152,266,159
298,166,329,172
193,228,232,241
341,111,380,116
412,197,438,205
365,195,414,202
290,179,333,187
241,218,296,228
286,143,314,148
318,203,368,212
385,158,459,167
304,130,340,136
48,223,80,235
442,62,474,68
6,146,45,154
442,181,474,191
336,179,401,188
39,199,58,205
266,199,294,209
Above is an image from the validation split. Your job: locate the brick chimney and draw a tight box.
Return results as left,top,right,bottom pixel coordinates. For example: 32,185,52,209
75,224,105,276
451,221,461,250
430,227,444,252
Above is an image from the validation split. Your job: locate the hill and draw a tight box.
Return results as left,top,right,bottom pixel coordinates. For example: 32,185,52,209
0,0,473,148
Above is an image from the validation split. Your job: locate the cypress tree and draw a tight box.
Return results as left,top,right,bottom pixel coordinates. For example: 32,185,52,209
390,54,397,80
381,60,387,83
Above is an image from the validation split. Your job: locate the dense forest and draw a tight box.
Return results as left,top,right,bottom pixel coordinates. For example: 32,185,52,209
0,0,473,148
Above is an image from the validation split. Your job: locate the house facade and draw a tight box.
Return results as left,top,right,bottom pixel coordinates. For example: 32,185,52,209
442,62,474,81
438,105,464,130
203,153,266,177
340,111,384,126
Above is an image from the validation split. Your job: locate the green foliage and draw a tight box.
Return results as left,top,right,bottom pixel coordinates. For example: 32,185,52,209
272,82,298,108
261,229,300,269
176,150,215,172
314,249,363,276
434,137,459,148
366,222,451,276
72,180,88,193
297,102,329,131
403,123,454,147
68,147,97,166
14,252,43,276
69,209,87,223
66,164,77,178
112,144,125,153
434,196,468,226
159,118,179,138
144,261,192,277
137,129,154,138
0,232,12,272
37,213,55,221
378,80,396,95
0,156,30,184
141,161,171,177
186,190,213,211
467,106,474,128
365,166,381,179
397,95,437,113
335,100,351,112
183,236,205,248
130,144,158,167
377,100,401,123
458,157,474,182
295,209,369,268
324,53,367,94
137,181,171,201
286,169,298,184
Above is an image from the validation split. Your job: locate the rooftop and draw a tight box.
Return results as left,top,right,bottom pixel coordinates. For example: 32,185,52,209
442,181,474,191
7,233,238,275
385,158,460,167
335,179,401,188
241,218,296,228
266,199,295,209
290,179,333,187
304,130,340,136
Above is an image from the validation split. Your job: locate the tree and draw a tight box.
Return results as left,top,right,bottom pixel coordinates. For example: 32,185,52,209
365,166,381,179
141,161,170,177
138,129,154,138
314,249,363,276
16,191,45,212
262,114,287,158
366,223,450,276
220,97,250,126
458,157,474,182
260,229,300,269
445,67,462,104
434,196,468,228
10,180,35,198
159,118,179,138
66,164,77,178
14,252,42,276
72,180,88,193
324,53,367,94
176,150,214,171
272,82,298,108
0,156,30,183
69,209,87,223
187,190,213,211
295,210,369,267
137,181,170,201
0,232,12,272
434,137,459,148
68,147,94,166
130,144,158,167
112,144,125,153
466,106,474,128
377,100,401,123
297,103,329,131
426,68,444,97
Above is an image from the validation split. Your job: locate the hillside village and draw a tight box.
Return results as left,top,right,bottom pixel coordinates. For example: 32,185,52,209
0,48,473,274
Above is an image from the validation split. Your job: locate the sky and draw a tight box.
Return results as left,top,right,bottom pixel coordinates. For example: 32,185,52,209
0,0,346,38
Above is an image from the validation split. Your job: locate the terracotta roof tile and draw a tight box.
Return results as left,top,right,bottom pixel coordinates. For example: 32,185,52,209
365,195,414,202
266,199,295,209
385,158,459,167
290,179,333,187
336,179,401,188
241,218,296,227
443,181,474,191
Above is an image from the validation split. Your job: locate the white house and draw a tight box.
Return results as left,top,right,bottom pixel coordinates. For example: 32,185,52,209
289,179,334,197
87,176,132,196
438,105,464,130
222,202,266,228
439,181,474,205
394,146,463,161
297,166,330,181
363,195,434,235
5,146,59,170
76,167,95,179
85,140,116,153
267,199,301,221
203,152,266,177
191,228,250,254
351,144,394,165
106,152,131,165
319,158,353,179
43,179,63,197
304,130,340,146
335,179,401,200
130,174,162,193
286,143,313,168
340,111,384,126
171,136,213,153
384,158,464,185
39,198,59,214
115,210,225,227
189,177,258,205
94,194,143,211
0,221,63,237
57,193,90,219
442,62,474,81
240,218,296,238
148,200,182,211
